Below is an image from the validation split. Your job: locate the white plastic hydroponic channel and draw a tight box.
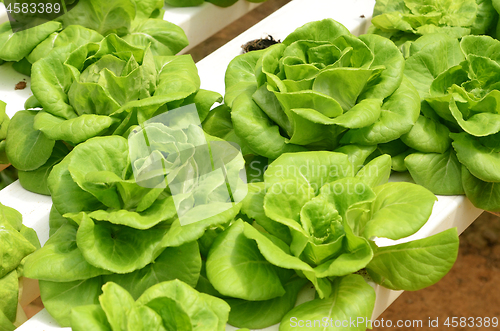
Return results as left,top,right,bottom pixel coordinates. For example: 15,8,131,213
0,0,484,330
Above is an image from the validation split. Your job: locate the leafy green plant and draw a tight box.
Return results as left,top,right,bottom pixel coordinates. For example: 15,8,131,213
220,19,420,160
70,280,230,331
0,101,9,165
202,151,459,329
5,34,221,195
401,33,500,212
23,109,246,326
369,0,497,47
0,203,40,331
0,0,188,74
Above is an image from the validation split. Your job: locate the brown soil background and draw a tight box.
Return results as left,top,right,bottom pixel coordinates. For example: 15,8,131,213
186,1,500,329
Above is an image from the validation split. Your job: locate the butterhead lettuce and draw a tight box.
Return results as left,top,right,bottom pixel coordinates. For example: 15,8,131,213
222,19,420,160
70,280,230,331
402,33,500,212
203,151,459,328
0,203,40,331
369,0,497,46
23,109,246,326
5,34,221,195
0,0,188,72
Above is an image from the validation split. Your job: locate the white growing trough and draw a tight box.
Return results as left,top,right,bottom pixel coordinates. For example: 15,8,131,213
0,0,484,330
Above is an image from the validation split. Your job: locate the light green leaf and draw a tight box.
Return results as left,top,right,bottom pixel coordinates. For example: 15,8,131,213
206,220,286,301
76,214,169,274
99,282,135,331
364,182,437,240
23,223,111,282
71,305,112,331
367,228,459,290
279,274,375,331
0,21,61,62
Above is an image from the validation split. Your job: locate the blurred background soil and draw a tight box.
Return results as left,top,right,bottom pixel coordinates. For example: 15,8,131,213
186,1,500,329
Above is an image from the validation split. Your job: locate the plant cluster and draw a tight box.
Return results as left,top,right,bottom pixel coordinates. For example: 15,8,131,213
369,0,497,47
0,203,40,331
0,0,187,75
215,19,420,162
23,109,247,327
401,33,500,212
368,0,500,213
5,34,220,196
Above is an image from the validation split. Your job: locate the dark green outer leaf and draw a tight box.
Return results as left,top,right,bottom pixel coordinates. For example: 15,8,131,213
227,277,308,329
452,132,500,182
405,149,465,195
23,224,112,282
462,166,500,212
17,141,69,196
103,241,201,300
5,111,55,171
40,277,104,327
71,304,112,331
206,220,286,301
